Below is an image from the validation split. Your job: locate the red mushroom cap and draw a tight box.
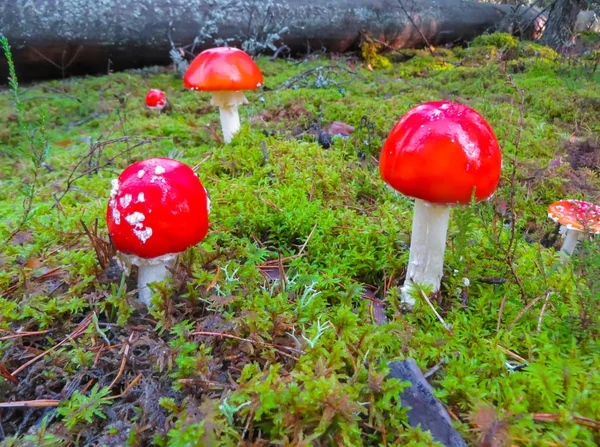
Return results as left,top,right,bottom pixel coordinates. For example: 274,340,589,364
379,101,502,205
145,89,167,109
106,158,209,259
183,47,263,92
548,200,600,233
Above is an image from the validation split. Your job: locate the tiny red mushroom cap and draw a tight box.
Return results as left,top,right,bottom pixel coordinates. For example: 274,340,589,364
106,158,209,259
380,101,502,205
145,89,167,109
183,47,263,92
548,200,600,233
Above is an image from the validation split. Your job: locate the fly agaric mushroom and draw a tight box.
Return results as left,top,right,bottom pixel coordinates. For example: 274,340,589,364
106,157,210,306
145,89,169,111
380,101,502,307
183,47,263,143
547,200,600,256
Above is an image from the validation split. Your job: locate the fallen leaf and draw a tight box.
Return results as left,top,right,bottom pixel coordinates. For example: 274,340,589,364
10,230,34,246
362,289,388,325
327,121,355,137
259,267,281,281
54,139,73,147
495,200,508,216
25,258,42,270
548,156,562,168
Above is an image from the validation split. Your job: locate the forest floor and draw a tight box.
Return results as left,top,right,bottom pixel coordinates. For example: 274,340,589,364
1,33,600,446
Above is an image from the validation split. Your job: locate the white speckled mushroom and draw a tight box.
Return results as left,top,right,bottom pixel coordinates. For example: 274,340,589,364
106,158,210,306
548,200,600,258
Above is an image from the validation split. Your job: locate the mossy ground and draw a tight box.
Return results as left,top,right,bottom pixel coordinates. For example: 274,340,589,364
1,35,600,446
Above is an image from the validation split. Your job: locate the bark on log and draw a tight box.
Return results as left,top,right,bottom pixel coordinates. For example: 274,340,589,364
0,0,546,82
539,0,584,48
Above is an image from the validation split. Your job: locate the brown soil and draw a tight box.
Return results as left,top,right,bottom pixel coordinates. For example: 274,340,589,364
565,138,600,202
566,138,600,173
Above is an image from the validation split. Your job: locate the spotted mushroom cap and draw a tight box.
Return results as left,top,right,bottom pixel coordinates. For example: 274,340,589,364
145,89,167,109
183,47,263,92
547,200,600,234
106,158,210,259
379,101,502,205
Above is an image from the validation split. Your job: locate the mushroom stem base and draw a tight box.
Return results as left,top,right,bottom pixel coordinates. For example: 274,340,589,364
560,228,582,257
211,91,248,144
136,256,177,306
401,199,450,308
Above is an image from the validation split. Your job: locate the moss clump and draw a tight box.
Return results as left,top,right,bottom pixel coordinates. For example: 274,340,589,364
472,32,519,50
579,31,600,43
360,38,392,70
465,35,559,66
520,42,559,60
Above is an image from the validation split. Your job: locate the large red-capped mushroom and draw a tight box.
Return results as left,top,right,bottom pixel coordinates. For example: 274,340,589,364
145,89,168,112
183,47,263,143
548,200,600,256
107,157,210,306
380,101,502,307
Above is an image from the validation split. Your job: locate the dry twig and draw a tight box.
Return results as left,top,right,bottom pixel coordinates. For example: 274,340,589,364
190,330,305,358
11,314,93,376
420,290,452,332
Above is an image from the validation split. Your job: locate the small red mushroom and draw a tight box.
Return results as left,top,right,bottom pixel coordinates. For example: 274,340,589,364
145,89,169,112
106,157,210,306
380,101,502,307
548,200,600,256
184,47,263,143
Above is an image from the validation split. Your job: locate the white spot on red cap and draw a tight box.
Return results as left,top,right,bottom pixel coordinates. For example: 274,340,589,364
138,170,145,179
112,207,121,225
125,212,145,228
134,227,153,243
137,192,145,203
119,194,132,208
155,165,166,175
110,179,119,198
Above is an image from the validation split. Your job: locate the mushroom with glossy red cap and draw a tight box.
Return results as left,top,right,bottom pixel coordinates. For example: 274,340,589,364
380,101,502,307
547,200,600,256
145,89,169,112
183,47,263,143
106,157,210,306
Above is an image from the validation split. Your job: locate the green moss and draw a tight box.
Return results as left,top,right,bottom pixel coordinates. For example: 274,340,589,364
472,32,519,50
579,31,600,43
520,42,559,60
1,43,600,446
360,38,393,70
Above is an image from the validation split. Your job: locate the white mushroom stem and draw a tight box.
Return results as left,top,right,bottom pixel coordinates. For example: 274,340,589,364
559,226,583,256
400,199,451,308
211,91,248,144
128,253,178,306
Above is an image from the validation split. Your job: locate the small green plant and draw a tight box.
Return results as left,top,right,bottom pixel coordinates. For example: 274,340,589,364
1,35,50,240
57,384,112,429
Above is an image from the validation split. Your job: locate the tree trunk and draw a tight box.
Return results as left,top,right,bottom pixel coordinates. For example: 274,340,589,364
0,0,545,82
539,0,584,48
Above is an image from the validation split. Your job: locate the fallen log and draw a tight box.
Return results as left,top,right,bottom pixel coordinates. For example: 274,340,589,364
0,0,545,82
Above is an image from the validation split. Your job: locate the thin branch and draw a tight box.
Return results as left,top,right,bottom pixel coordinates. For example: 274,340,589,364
11,314,93,376
537,291,552,333
190,330,305,356
420,290,452,332
497,295,507,332
396,0,436,57
52,136,162,207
